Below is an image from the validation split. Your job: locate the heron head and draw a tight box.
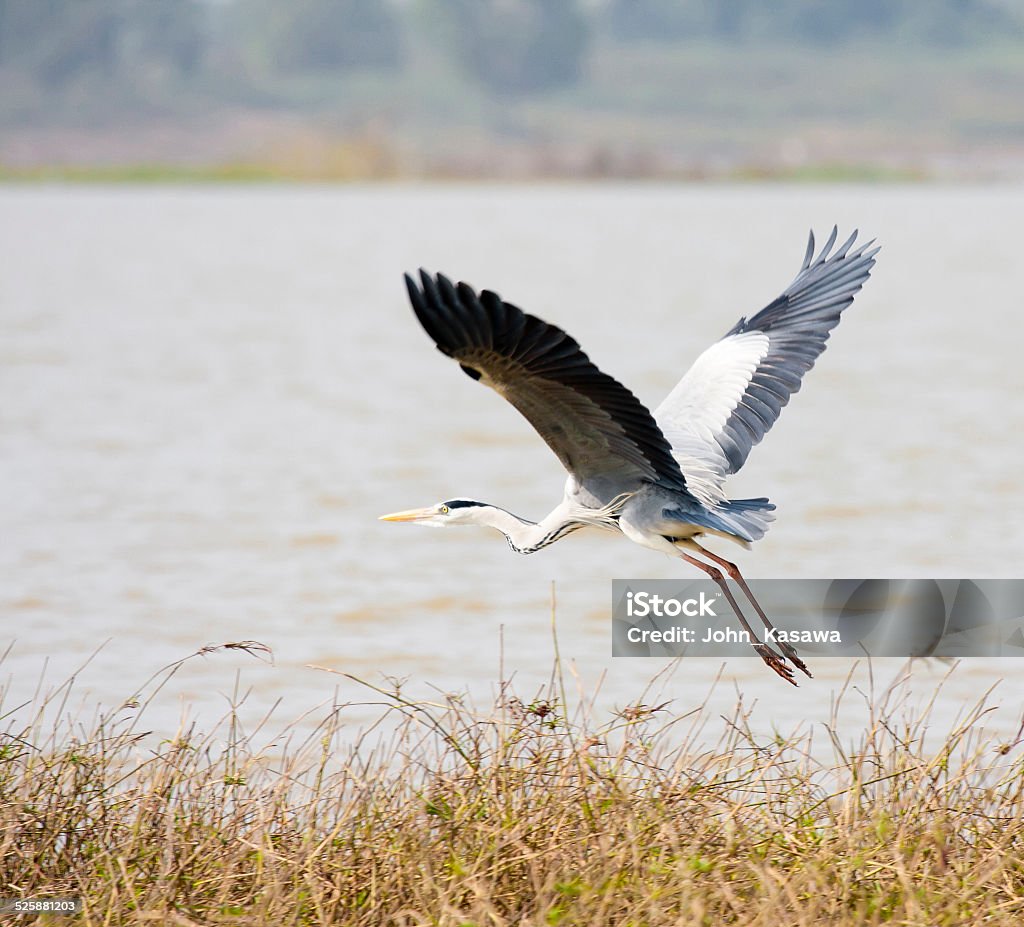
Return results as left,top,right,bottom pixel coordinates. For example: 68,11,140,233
379,498,487,528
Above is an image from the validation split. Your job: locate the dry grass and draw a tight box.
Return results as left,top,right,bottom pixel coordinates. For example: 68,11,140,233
2,643,1024,926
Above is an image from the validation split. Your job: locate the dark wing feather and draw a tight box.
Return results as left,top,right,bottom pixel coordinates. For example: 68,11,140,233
405,270,687,493
655,228,879,504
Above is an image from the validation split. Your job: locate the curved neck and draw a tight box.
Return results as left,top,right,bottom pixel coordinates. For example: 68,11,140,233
477,503,583,554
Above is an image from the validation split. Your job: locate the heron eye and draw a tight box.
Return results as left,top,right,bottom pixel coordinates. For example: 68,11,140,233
440,505,449,514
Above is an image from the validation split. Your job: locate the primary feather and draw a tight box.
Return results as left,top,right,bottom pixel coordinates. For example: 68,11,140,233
655,227,879,505
404,269,689,496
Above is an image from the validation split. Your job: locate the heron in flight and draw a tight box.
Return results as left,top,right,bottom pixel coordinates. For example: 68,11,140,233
381,228,878,684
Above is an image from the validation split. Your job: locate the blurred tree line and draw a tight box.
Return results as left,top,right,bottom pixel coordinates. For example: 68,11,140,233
0,0,1021,109
0,0,206,89
605,0,1021,46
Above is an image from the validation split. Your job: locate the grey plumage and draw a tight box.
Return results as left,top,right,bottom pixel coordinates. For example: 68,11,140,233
388,228,880,685
405,269,689,494
656,227,878,504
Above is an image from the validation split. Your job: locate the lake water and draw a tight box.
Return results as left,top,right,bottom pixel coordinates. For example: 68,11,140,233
2,183,1023,750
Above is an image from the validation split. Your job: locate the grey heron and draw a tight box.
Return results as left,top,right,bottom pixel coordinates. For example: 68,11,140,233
381,228,878,684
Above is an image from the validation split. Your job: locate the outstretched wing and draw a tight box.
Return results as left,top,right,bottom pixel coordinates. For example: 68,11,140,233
654,228,879,505
405,270,688,495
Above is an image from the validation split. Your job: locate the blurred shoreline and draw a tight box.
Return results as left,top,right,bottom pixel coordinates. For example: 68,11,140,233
2,123,1021,184
4,106,1023,183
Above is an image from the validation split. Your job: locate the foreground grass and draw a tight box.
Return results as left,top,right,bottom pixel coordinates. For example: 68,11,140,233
2,648,1023,925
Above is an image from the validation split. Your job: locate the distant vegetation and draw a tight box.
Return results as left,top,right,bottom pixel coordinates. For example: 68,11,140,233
1,0,1023,177
2,0,1021,103
605,0,1021,46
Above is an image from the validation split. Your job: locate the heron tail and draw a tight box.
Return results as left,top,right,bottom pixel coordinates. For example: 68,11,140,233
722,496,776,540
663,495,776,545
688,497,776,544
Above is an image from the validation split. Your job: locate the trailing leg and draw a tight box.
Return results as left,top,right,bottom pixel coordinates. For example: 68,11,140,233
679,552,796,686
688,541,812,678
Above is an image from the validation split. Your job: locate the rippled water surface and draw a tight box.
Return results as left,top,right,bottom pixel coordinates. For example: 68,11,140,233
2,183,1023,744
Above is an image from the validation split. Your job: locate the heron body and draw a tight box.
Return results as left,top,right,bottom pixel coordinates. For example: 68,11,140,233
381,228,879,684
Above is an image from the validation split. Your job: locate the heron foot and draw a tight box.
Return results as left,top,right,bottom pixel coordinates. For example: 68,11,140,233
777,641,813,678
754,644,797,686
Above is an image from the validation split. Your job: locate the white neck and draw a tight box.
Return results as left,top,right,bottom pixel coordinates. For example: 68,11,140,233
469,502,580,554
474,495,630,554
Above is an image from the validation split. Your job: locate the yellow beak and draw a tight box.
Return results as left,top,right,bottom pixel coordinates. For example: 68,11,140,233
378,507,436,522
